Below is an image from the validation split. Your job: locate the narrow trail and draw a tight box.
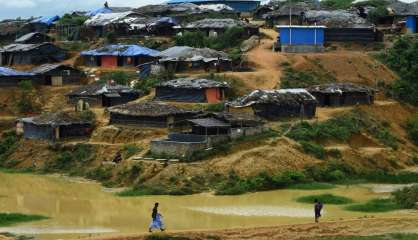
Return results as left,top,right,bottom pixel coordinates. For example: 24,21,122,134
226,28,286,90
85,217,418,240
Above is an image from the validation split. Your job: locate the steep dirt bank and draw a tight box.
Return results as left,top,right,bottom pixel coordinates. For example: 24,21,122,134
83,217,418,240
226,28,397,94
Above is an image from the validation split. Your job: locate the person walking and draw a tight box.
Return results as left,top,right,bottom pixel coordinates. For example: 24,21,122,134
149,203,165,232
314,199,323,223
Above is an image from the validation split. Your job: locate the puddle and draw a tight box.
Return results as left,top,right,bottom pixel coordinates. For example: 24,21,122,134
187,206,316,217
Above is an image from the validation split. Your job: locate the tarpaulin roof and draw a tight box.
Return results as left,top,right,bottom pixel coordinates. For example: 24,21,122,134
159,46,230,62
31,16,60,25
81,44,160,57
108,101,198,117
185,18,255,29
167,0,260,3
158,77,229,89
14,32,51,43
227,89,317,108
305,10,370,28
0,43,57,53
20,112,92,126
86,7,133,17
187,118,231,128
31,64,80,74
0,67,34,77
84,11,138,26
307,83,375,95
67,83,139,96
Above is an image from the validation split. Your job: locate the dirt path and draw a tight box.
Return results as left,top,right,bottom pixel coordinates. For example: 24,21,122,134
84,217,418,240
226,28,287,90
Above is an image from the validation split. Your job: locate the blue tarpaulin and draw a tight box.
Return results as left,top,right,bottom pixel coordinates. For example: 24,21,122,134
86,7,113,17
31,16,60,25
81,45,160,57
0,67,34,76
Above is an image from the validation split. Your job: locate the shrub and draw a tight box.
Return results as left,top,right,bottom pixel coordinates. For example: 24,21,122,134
321,0,354,10
205,103,225,112
288,182,336,190
345,198,401,212
118,185,168,196
0,131,18,166
175,27,246,50
281,68,327,88
392,185,418,209
406,114,418,145
300,141,326,159
16,81,40,114
380,35,418,106
57,14,88,26
122,144,142,159
0,213,48,226
86,167,113,182
297,194,354,205
100,71,137,85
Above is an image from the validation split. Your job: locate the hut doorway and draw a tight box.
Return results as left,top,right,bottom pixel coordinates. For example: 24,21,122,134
51,76,63,86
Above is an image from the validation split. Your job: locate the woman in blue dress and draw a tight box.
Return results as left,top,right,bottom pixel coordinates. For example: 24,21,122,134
149,202,165,232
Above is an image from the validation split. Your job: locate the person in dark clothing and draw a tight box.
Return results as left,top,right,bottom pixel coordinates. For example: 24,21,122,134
149,202,165,232
314,199,323,223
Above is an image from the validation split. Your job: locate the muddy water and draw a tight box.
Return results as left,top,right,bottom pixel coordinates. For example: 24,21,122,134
0,172,411,240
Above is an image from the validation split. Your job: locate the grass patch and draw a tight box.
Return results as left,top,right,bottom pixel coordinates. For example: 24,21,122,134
296,194,354,205
288,182,336,190
345,198,401,212
122,144,142,159
0,213,48,226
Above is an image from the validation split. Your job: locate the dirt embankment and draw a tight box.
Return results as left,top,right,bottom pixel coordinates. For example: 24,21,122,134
84,217,418,240
226,28,397,94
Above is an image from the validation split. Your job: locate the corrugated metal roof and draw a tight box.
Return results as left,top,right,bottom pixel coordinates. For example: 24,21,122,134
31,16,60,25
80,44,160,57
159,77,229,89
0,67,34,77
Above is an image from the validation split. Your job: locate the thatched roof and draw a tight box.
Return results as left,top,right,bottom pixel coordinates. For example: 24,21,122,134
108,101,198,117
21,112,92,126
0,43,60,53
307,83,375,95
133,3,201,16
158,77,229,89
227,89,317,108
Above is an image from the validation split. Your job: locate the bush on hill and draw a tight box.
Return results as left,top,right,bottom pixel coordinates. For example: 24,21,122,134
379,35,418,106
406,114,418,145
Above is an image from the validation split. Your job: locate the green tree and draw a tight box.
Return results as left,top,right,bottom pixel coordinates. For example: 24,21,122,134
382,36,418,105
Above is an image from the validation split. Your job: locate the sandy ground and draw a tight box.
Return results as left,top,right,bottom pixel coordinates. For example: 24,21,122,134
84,217,418,240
